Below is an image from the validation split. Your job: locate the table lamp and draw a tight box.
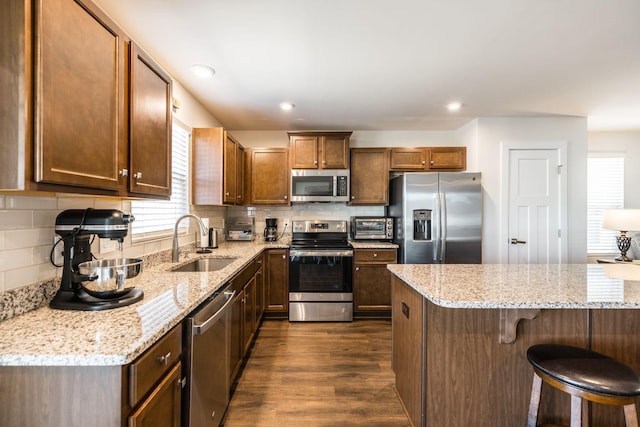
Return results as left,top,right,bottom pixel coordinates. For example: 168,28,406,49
602,209,640,261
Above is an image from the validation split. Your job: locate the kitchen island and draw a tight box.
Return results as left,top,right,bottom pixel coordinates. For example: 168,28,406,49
388,263,640,427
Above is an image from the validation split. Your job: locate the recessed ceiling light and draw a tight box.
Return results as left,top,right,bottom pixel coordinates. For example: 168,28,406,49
280,102,295,111
190,64,215,78
447,102,462,112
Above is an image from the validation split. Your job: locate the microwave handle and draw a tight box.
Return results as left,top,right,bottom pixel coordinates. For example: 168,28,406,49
333,175,337,197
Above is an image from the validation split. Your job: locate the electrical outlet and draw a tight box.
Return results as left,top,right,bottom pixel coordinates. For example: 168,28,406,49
100,238,117,254
52,236,64,265
283,218,290,229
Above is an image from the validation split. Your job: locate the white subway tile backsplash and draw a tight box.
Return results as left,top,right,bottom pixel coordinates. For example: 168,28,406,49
0,196,5,209
5,228,53,250
0,211,33,230
0,271,4,292
0,248,33,271
57,197,96,210
5,195,57,210
33,210,59,228
5,264,58,291
0,231,4,250
94,199,124,210
33,245,55,265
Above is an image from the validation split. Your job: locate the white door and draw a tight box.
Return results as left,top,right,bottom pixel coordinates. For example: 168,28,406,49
506,148,565,264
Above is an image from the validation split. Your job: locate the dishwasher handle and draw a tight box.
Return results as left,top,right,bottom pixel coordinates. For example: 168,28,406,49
192,290,236,336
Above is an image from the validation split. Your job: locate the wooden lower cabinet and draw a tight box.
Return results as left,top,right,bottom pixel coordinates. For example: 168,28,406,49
265,249,289,316
0,324,184,427
392,276,594,427
128,362,182,427
354,248,396,316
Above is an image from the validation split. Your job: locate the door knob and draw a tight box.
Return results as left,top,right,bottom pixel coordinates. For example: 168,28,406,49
510,238,527,245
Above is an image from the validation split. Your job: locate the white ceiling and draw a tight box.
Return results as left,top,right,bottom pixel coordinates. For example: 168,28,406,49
92,0,640,132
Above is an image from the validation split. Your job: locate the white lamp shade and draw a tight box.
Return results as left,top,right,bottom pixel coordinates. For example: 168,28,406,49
602,209,640,232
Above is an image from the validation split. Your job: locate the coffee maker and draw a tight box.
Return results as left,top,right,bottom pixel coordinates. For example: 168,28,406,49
264,218,278,241
50,208,143,311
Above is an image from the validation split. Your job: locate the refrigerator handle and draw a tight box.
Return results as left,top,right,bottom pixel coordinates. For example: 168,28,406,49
440,192,447,263
434,193,441,262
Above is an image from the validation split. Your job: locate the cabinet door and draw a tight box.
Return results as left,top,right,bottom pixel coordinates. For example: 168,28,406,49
242,276,256,355
236,144,245,204
391,277,424,427
289,135,318,169
248,148,290,205
354,264,392,312
255,257,265,324
266,249,289,313
350,148,389,205
223,133,238,203
35,0,125,190
320,135,349,169
389,148,428,170
428,147,467,170
128,362,182,427
129,43,172,198
230,289,244,383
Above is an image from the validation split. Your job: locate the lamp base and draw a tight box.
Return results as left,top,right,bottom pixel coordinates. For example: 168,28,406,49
616,235,633,262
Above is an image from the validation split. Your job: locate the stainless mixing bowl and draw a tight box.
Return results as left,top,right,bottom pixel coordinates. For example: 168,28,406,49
78,258,143,297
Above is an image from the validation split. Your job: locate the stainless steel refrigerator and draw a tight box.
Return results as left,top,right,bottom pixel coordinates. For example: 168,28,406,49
386,172,482,264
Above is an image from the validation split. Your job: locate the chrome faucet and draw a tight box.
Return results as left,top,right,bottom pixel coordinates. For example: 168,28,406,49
172,214,209,262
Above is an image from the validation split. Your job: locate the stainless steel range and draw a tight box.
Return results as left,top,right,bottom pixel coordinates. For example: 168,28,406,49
289,220,353,322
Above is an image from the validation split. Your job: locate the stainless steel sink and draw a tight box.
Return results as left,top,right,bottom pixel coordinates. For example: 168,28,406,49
171,257,238,272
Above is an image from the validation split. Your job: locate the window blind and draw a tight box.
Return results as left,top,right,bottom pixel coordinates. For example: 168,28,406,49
587,154,624,254
131,122,190,241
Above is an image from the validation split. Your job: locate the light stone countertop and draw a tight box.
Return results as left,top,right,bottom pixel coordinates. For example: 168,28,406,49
387,263,640,309
0,241,288,367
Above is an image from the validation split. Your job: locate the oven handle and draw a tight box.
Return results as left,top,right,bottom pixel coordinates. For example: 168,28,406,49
290,249,353,257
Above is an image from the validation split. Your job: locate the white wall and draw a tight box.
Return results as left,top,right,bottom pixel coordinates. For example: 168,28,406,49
589,130,640,208
474,117,588,263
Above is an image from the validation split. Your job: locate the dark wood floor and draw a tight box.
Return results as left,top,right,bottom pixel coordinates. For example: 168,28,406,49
222,319,411,427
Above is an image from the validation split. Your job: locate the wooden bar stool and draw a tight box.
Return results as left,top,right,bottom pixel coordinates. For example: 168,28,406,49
526,344,640,427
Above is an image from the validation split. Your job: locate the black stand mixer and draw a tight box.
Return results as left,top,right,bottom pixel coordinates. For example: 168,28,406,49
50,209,144,311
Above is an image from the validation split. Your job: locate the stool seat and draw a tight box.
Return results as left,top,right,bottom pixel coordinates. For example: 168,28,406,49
527,344,640,398
526,344,640,427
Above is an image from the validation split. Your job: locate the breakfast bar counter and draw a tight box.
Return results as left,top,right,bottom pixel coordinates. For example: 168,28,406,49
387,263,640,427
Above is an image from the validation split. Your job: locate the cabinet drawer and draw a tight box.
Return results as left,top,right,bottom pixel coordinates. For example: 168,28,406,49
355,249,397,263
129,323,182,407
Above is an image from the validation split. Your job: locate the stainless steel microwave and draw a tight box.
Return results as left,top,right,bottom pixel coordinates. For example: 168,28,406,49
351,216,394,240
290,169,350,202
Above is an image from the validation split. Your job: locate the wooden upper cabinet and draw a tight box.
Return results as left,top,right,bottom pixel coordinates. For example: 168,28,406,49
429,146,467,170
288,131,351,169
192,127,245,205
389,148,428,170
247,148,290,205
128,42,172,198
350,148,389,205
390,147,466,171
34,0,125,191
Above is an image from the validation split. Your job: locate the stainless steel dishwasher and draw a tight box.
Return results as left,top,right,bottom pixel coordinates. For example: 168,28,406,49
184,285,235,427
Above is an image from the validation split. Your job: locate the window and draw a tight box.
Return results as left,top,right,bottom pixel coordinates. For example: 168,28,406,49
131,121,190,241
587,153,624,254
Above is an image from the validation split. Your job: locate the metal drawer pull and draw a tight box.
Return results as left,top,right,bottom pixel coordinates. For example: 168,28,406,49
510,238,527,245
158,352,171,365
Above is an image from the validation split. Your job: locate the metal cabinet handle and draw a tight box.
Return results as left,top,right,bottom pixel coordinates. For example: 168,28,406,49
178,377,186,389
510,238,527,245
284,195,288,200
158,352,171,365
355,267,360,272
421,160,426,165
133,172,142,179
373,253,378,257
119,169,129,177
314,160,318,165
282,254,286,259
351,195,356,199
226,192,230,196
